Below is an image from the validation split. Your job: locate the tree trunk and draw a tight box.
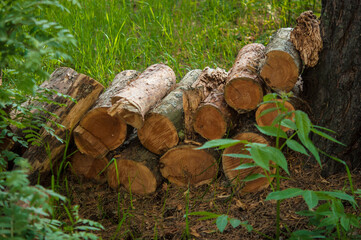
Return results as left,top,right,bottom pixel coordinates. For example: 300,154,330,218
108,64,176,129
225,43,266,113
69,151,108,181
74,70,139,158
106,138,162,195
302,0,361,173
137,70,201,155
222,132,274,193
260,28,302,92
193,90,237,140
255,99,295,132
159,145,218,187
22,68,104,183
183,67,228,140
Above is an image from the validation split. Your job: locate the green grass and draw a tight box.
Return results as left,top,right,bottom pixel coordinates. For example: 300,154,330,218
42,0,321,86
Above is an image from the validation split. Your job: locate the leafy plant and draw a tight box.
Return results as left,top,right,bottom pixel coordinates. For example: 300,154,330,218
196,93,360,239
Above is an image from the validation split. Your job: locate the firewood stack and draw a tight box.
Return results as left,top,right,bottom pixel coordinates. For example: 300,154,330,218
24,12,322,195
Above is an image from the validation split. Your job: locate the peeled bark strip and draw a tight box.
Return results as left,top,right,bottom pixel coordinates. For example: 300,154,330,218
290,11,322,68
74,70,139,158
193,90,236,140
260,28,302,92
255,100,295,132
107,139,162,195
183,67,228,140
160,145,218,187
225,43,266,113
222,132,273,193
70,151,108,181
22,68,104,182
108,64,176,129
138,70,201,155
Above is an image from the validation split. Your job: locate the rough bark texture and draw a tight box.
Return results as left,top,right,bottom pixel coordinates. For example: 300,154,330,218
138,70,201,155
74,70,139,158
106,138,162,195
70,151,108,181
22,68,104,183
303,0,361,173
183,67,228,140
225,43,266,113
159,145,218,187
108,64,176,129
222,132,274,193
290,11,323,67
255,100,295,132
260,28,302,92
193,90,237,140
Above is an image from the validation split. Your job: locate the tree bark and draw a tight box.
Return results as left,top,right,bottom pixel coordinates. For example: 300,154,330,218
74,70,139,158
225,43,266,113
106,138,162,195
222,132,274,193
183,67,228,140
302,0,361,173
22,68,104,183
108,64,176,129
260,28,302,92
159,145,218,187
137,70,201,155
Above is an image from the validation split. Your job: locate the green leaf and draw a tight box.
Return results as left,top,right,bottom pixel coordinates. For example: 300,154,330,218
242,173,265,182
300,136,321,167
249,145,270,171
187,211,219,218
197,139,241,150
311,128,346,146
290,230,326,239
286,139,309,156
229,218,241,228
257,107,279,119
319,215,338,228
340,215,350,231
302,191,319,209
233,163,256,171
313,125,336,134
262,93,278,102
266,188,304,201
255,125,288,138
295,110,311,141
317,191,356,205
216,215,228,233
223,153,252,159
265,146,289,175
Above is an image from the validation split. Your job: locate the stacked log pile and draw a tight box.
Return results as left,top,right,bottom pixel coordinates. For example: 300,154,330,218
22,12,322,195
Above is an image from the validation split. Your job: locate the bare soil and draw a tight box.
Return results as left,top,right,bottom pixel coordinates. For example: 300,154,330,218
61,153,361,239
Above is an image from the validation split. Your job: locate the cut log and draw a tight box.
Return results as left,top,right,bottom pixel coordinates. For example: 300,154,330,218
193,90,237,140
107,139,162,195
22,68,104,183
224,43,266,113
255,99,295,132
74,70,139,158
159,145,218,187
70,151,108,181
108,64,176,129
183,67,228,140
290,11,322,68
222,132,274,193
138,70,201,155
260,28,302,92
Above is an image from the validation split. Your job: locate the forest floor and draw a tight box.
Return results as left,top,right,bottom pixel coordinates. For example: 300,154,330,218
61,153,361,239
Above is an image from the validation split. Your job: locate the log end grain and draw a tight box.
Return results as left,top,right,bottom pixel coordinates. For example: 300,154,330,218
222,132,273,193
70,152,108,181
138,113,179,155
73,125,109,158
107,159,158,195
76,107,127,151
224,78,263,112
255,100,295,132
260,50,299,92
160,145,218,187
193,105,227,140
